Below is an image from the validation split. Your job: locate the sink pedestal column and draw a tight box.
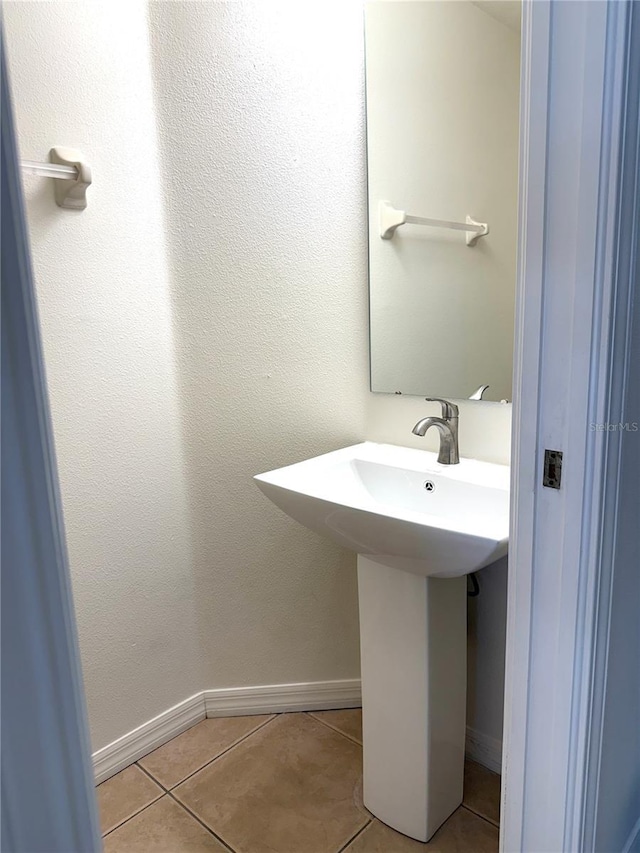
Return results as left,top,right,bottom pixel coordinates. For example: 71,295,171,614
357,556,467,842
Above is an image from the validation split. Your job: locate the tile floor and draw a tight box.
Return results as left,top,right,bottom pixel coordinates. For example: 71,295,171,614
97,709,500,853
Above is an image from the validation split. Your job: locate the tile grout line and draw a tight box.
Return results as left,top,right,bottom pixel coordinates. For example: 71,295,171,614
336,818,373,852
306,711,363,747
138,714,279,791
166,790,236,853
135,760,170,792
135,763,236,852
102,715,280,838
460,802,501,829
101,788,164,839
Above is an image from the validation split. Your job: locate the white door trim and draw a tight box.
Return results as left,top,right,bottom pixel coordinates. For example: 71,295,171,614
503,1,635,851
501,0,551,843
579,3,640,849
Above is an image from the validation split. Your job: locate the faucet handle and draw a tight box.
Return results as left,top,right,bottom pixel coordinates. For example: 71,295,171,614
425,397,459,419
469,384,490,400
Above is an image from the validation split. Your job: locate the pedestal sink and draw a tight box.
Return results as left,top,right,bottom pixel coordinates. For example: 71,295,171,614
255,441,509,842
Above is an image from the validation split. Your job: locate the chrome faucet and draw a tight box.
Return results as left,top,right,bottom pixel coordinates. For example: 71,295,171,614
412,398,460,465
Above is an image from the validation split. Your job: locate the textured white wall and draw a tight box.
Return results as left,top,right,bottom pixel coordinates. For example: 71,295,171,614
2,1,203,750
145,0,369,691
4,0,368,750
4,0,510,754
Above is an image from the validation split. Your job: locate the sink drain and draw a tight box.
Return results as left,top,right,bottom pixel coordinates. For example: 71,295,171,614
424,480,435,492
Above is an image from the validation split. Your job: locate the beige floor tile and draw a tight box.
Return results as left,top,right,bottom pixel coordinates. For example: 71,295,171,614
463,761,501,826
139,714,274,788
174,712,368,853
309,708,363,744
103,795,229,852
345,808,499,853
97,765,163,835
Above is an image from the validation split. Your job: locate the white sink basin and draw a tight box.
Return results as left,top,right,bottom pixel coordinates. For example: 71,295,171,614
255,441,509,578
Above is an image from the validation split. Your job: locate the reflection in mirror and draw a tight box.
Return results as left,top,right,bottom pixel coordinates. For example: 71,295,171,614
365,0,521,401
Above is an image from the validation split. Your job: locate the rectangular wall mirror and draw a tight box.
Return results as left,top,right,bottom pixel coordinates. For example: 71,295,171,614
365,0,521,402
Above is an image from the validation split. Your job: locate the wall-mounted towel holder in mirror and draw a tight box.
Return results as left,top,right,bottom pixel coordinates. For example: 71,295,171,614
379,200,489,246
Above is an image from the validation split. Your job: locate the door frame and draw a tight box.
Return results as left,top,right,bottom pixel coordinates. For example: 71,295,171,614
503,1,637,850
0,30,100,853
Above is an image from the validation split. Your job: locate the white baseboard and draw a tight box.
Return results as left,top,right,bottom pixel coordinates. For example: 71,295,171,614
93,692,205,785
93,680,501,785
93,679,362,784
204,679,362,717
465,726,503,774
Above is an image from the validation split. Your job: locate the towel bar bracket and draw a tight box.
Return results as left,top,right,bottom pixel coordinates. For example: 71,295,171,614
21,147,91,210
